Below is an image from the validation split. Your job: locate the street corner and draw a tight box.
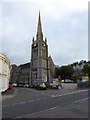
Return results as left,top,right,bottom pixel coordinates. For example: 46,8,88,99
2,87,17,100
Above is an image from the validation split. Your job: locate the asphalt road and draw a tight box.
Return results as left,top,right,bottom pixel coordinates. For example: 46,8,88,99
2,87,89,118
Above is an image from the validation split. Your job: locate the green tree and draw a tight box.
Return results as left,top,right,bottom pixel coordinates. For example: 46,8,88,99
58,65,74,80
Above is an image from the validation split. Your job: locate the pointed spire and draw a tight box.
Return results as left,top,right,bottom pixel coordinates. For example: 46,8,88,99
37,11,42,33
37,11,43,40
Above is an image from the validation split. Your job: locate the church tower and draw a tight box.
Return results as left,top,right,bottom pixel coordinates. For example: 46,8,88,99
30,12,49,85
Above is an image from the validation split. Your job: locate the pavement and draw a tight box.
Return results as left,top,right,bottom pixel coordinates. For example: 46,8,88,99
1,83,88,101
62,83,77,89
1,88,17,100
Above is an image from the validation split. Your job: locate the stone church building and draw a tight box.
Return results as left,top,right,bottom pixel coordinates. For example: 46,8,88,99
10,12,55,85
30,12,53,85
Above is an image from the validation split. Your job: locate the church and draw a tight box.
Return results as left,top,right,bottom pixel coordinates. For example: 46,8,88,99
10,12,55,85
30,12,55,85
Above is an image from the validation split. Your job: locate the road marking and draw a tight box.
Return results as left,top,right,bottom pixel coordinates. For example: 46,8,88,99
72,97,89,104
28,100,34,103
2,89,88,108
12,103,19,106
15,96,89,118
58,89,88,97
19,102,26,104
51,95,57,97
15,106,57,118
2,105,9,107
50,107,57,110
36,99,40,101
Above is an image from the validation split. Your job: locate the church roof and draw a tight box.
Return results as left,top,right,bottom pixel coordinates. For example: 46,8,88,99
18,62,30,69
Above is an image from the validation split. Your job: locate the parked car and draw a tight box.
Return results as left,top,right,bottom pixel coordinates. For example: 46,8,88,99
29,84,34,88
61,80,64,83
17,83,24,87
24,84,29,88
36,83,47,90
32,82,39,89
49,82,58,89
64,79,74,83
12,83,17,87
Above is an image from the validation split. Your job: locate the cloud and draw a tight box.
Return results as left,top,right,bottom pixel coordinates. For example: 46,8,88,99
0,2,2,52
1,0,88,66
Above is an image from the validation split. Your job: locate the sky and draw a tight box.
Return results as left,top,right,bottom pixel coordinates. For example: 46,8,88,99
0,0,89,66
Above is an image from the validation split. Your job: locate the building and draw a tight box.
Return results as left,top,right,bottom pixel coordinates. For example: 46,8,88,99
48,56,55,80
10,64,20,84
10,12,55,85
18,62,30,84
0,53,10,92
30,12,55,85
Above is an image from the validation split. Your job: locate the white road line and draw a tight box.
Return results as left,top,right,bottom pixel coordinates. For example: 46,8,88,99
16,96,89,118
15,106,57,118
3,89,88,108
72,97,89,104
50,107,57,110
51,95,57,97
2,105,9,107
28,100,34,103
19,102,26,104
58,89,88,97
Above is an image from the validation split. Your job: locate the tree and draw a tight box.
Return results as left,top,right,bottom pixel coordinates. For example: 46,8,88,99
58,65,74,80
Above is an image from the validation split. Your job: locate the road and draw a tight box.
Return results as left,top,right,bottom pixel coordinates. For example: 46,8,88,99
2,87,89,118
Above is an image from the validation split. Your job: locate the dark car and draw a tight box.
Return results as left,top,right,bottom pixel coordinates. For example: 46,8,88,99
17,83,24,87
29,84,34,88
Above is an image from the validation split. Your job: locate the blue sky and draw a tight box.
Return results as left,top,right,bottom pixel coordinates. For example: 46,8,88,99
0,0,89,66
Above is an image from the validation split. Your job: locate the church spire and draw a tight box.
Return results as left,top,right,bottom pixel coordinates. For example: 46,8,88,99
37,11,43,40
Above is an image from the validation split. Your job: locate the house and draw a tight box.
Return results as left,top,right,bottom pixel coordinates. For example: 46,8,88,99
0,53,10,92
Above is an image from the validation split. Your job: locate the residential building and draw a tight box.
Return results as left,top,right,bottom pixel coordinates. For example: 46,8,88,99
10,64,20,84
18,62,30,84
0,53,10,92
